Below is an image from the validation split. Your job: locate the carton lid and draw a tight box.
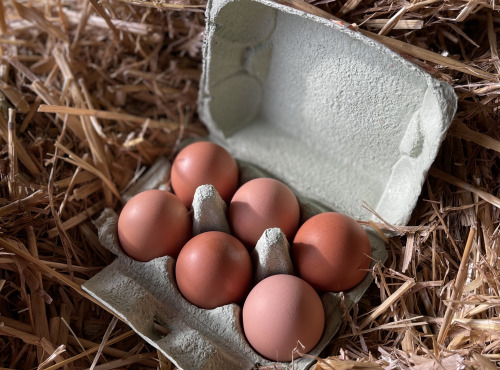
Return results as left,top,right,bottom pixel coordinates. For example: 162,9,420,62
198,0,457,225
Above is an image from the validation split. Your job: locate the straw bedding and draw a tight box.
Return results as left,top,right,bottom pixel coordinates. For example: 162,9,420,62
0,0,499,368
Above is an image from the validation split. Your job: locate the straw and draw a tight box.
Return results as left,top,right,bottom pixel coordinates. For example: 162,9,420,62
1,0,499,368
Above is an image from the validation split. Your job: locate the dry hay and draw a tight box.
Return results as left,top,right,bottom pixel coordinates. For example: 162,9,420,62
0,0,499,369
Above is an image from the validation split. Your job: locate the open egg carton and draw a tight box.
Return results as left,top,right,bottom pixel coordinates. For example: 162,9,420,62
83,0,457,367
84,158,387,369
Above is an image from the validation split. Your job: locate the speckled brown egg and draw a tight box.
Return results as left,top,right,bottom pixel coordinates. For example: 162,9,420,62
171,141,239,207
175,231,252,309
229,178,300,249
242,274,324,362
117,189,191,262
292,212,371,292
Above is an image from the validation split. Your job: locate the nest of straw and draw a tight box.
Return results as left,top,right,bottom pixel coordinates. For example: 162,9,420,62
0,0,498,368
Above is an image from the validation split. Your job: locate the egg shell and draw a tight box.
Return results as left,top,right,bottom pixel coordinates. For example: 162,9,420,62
171,141,239,207
292,212,371,292
242,274,325,362
229,178,300,249
117,189,191,262
175,231,252,309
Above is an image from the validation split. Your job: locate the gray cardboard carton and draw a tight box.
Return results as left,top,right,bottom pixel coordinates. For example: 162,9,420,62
84,163,387,369
83,0,457,368
199,0,457,226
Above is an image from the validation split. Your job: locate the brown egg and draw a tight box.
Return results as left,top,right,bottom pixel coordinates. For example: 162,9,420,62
229,178,300,249
175,231,252,309
292,212,371,292
242,274,324,362
171,141,239,207
117,189,191,262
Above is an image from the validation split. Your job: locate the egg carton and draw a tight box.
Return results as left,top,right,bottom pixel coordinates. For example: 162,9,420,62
199,0,457,227
84,0,457,364
83,158,387,370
